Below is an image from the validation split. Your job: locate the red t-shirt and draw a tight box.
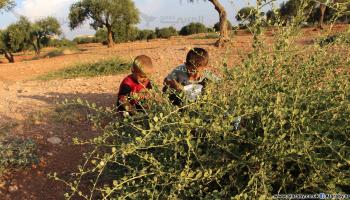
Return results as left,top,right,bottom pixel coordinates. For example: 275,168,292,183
117,75,152,110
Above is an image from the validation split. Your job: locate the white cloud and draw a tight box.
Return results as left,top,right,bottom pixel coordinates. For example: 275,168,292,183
10,0,94,39
136,0,162,14
15,0,73,21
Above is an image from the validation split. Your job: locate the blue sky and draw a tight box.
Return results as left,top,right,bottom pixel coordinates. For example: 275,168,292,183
0,0,284,39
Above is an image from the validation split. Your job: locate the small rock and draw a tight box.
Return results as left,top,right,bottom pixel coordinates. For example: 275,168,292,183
47,152,53,156
47,137,62,145
8,185,18,193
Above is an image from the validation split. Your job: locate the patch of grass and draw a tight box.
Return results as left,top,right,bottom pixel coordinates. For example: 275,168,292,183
0,123,37,175
318,32,350,47
0,122,18,140
52,103,89,125
37,58,131,81
0,138,38,175
192,33,219,40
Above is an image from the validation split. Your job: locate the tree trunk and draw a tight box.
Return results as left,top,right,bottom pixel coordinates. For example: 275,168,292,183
4,52,14,63
319,4,327,29
35,38,41,55
209,0,230,47
107,26,115,48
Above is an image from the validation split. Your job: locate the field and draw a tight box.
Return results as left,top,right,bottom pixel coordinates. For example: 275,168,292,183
0,25,349,199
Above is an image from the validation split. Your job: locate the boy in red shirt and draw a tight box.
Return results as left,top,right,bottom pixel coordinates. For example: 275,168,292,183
117,55,153,113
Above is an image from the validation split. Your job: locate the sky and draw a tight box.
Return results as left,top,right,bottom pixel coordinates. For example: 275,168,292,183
0,0,284,39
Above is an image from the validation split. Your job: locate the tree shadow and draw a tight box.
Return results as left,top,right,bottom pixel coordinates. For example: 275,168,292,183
1,92,110,200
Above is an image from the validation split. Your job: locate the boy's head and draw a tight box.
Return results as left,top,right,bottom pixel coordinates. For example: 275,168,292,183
132,55,153,84
186,48,209,75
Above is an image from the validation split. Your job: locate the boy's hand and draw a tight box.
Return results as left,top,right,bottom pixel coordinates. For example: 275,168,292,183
164,79,183,92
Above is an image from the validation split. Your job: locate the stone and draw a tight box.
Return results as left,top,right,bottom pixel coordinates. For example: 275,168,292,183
47,137,62,145
8,185,18,193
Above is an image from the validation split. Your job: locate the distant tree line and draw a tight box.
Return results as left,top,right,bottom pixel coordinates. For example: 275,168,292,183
73,21,237,45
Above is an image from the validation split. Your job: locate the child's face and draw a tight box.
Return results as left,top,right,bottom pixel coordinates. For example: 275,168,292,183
133,71,150,85
187,64,206,77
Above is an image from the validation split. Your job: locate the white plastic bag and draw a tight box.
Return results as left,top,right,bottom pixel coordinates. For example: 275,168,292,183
183,84,203,101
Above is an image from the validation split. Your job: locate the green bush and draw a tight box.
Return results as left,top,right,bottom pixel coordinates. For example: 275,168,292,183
137,30,157,41
155,27,178,39
114,26,140,43
55,3,350,199
318,32,350,47
37,58,130,80
73,37,98,44
49,38,77,48
213,20,233,32
179,22,208,36
192,33,219,40
0,138,37,175
56,35,350,200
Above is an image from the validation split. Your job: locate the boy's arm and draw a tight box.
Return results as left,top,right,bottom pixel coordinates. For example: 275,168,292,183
164,78,183,91
118,96,135,113
118,85,135,113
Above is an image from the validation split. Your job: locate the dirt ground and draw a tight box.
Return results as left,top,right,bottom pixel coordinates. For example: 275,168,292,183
0,26,347,200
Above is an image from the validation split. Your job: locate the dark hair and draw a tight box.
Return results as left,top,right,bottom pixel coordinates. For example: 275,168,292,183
132,55,153,72
186,48,209,68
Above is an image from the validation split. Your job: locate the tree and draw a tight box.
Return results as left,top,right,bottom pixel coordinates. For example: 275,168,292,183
31,17,61,55
155,27,178,39
69,0,139,48
179,22,207,36
0,0,14,11
189,0,229,47
0,30,15,63
266,10,278,25
318,0,349,29
137,30,156,41
0,16,32,63
213,20,232,32
236,7,262,25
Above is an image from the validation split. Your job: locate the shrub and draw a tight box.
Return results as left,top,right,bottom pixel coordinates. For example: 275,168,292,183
56,30,350,200
179,22,207,36
95,28,108,44
0,138,37,175
49,38,77,48
55,3,350,199
192,33,219,40
318,32,350,47
213,20,233,32
114,26,140,43
155,27,178,39
73,37,98,44
137,30,157,41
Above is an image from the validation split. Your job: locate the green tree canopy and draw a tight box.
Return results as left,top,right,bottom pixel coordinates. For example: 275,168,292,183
155,27,178,39
279,0,316,24
0,0,14,11
236,7,263,25
69,0,139,47
31,17,62,55
0,16,32,63
179,22,207,36
213,20,232,32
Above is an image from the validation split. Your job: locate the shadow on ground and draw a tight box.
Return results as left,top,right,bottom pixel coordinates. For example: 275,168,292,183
0,92,108,200
19,92,117,109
